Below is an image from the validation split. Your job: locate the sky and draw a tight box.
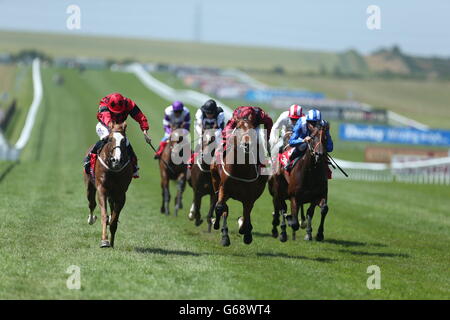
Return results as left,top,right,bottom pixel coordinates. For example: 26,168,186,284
1,0,449,57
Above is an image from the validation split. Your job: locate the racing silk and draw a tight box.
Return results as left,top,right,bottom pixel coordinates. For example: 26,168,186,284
163,105,191,134
269,111,296,148
97,96,149,131
289,118,334,152
194,108,225,137
223,106,273,140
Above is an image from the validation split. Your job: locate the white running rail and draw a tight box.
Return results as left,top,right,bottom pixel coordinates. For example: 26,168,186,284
0,58,43,161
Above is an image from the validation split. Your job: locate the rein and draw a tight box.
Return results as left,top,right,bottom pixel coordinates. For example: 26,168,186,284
98,155,131,173
220,144,260,183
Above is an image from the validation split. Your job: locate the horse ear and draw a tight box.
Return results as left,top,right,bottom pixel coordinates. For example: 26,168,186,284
122,121,127,131
108,121,115,129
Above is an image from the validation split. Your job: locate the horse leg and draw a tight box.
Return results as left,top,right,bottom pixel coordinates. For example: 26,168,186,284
97,187,110,248
109,194,125,248
316,198,328,241
213,187,227,230
87,181,97,225
300,204,307,229
191,192,203,226
271,197,280,238
287,197,300,232
304,203,316,241
174,175,186,217
238,202,254,245
206,193,216,233
220,204,230,246
161,177,170,216
279,207,288,243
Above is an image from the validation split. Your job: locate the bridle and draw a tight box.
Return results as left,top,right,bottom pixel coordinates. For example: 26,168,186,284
98,132,130,172
220,121,260,183
307,126,325,163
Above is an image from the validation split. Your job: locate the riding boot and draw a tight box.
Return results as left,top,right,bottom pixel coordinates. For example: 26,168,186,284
127,144,139,178
83,139,106,174
154,141,168,159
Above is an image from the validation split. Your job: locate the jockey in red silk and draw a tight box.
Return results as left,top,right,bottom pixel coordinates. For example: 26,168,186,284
83,92,150,178
222,106,273,153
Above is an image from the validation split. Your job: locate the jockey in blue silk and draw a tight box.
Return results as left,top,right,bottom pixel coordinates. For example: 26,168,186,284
287,109,333,168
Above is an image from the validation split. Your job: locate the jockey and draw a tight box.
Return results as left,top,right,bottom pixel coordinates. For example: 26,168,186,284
286,109,333,170
83,92,150,178
221,106,273,155
154,100,191,159
194,99,225,150
269,104,304,155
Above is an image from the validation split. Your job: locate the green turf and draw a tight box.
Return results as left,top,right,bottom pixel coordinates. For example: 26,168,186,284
0,67,448,299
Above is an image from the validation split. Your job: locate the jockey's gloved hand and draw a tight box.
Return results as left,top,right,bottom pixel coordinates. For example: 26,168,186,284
143,130,152,144
321,120,330,131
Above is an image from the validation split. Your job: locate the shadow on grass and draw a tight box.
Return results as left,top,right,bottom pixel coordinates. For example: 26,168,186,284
0,161,18,183
253,231,275,238
325,238,387,248
135,247,202,257
338,249,409,258
135,247,335,262
256,252,335,263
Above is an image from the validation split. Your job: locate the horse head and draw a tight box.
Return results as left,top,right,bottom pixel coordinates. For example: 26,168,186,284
105,121,128,170
236,116,256,154
307,122,327,163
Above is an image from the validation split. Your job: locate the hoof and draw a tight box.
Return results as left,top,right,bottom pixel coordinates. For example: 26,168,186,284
100,240,111,248
279,232,287,243
195,218,203,227
221,235,231,247
304,234,313,241
316,233,324,241
188,211,195,221
300,220,307,229
243,233,253,245
272,212,280,226
87,215,97,225
271,228,279,238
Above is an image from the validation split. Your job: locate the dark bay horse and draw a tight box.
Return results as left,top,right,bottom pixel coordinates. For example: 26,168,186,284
268,131,306,242
187,129,217,230
83,122,133,248
284,124,329,241
159,129,188,216
210,117,268,246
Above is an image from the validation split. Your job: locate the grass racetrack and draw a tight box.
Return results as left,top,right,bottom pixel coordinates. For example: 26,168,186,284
0,67,448,299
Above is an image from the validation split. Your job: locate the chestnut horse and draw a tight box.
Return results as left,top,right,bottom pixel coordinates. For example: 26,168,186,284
159,128,188,216
283,124,329,241
268,131,306,242
187,130,217,230
83,122,133,248
211,117,268,246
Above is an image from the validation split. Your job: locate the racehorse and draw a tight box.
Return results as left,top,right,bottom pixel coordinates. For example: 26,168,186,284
210,116,268,246
187,129,217,231
159,127,188,216
83,122,133,248
268,131,306,242
283,124,329,241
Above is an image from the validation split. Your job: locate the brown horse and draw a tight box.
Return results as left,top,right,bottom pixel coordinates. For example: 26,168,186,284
187,130,217,230
159,129,188,216
268,131,305,242
83,122,133,248
210,117,268,246
284,124,329,241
